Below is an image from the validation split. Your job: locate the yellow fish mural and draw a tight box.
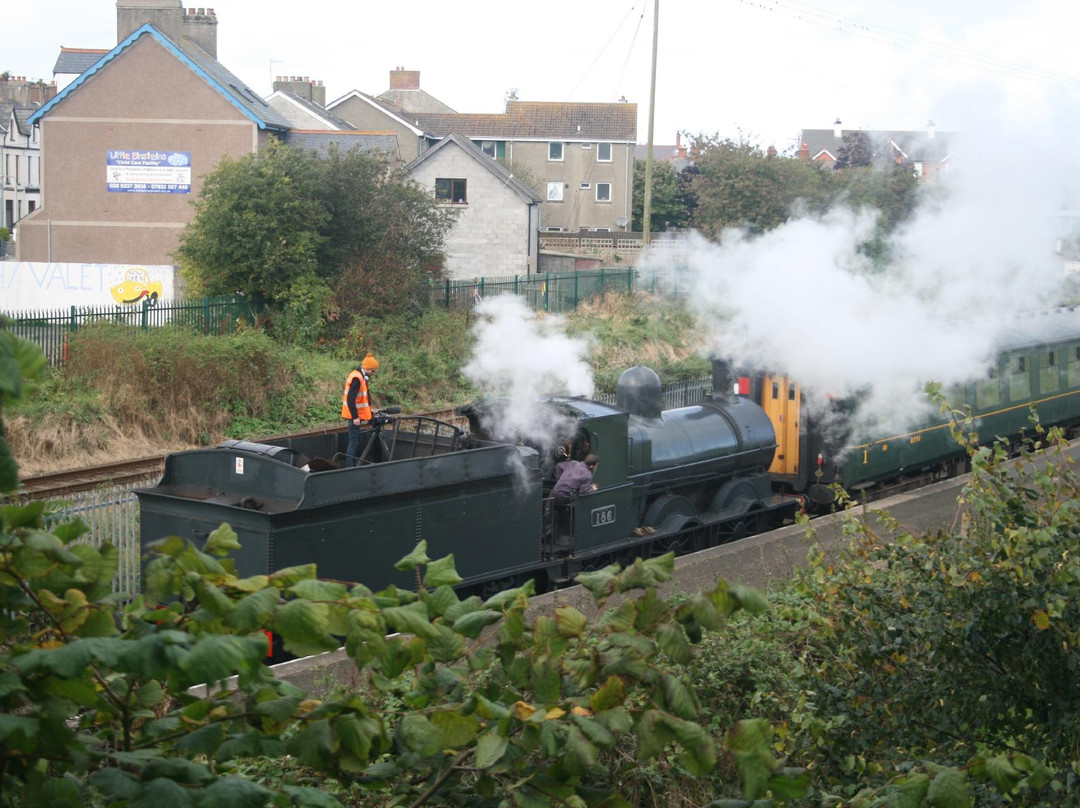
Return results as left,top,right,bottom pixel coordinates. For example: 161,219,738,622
110,267,163,306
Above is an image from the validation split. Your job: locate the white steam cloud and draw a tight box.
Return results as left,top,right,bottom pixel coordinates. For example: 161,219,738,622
463,295,595,450
642,91,1080,441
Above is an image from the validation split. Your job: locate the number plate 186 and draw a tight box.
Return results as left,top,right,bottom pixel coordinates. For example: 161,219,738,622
591,505,616,527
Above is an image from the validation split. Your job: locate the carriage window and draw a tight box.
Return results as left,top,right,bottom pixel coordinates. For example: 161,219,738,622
772,382,779,399
976,364,1000,409
1039,350,1059,394
789,385,796,401
1008,353,1031,401
1069,345,1080,389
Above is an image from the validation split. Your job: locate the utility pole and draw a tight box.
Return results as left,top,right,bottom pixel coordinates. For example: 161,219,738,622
642,0,659,246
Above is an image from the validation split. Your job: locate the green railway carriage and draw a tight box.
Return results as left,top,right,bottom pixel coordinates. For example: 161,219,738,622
757,308,1080,503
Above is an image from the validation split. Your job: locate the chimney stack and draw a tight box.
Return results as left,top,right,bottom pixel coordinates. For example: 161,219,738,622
833,117,842,138
798,142,810,161
389,67,420,90
927,119,936,139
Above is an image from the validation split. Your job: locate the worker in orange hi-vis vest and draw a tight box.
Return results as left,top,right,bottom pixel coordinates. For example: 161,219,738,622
341,352,379,467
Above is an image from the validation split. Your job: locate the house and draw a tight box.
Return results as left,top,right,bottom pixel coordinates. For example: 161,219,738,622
634,132,693,173
52,48,109,92
1,103,41,235
18,3,291,264
330,69,638,234
405,132,541,278
268,76,351,131
798,118,953,179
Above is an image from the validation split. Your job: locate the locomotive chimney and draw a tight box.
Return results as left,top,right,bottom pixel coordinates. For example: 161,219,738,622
710,358,737,399
616,366,663,422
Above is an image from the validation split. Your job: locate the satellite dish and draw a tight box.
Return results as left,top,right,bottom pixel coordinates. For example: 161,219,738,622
615,217,629,228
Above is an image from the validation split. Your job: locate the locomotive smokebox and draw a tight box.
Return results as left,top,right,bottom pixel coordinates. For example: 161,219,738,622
617,366,663,421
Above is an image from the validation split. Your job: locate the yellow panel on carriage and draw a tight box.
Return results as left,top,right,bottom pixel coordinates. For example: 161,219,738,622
759,374,801,477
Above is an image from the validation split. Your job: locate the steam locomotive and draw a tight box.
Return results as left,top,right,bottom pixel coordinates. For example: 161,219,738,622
136,362,797,596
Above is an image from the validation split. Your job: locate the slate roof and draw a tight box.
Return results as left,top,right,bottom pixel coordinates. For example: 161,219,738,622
30,24,291,131
287,130,400,160
799,127,954,165
53,47,109,75
1,104,37,138
404,133,542,204
410,100,637,142
12,108,34,136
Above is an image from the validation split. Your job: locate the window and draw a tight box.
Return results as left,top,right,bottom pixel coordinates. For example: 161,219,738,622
579,182,590,190
594,227,611,232
480,141,497,158
1069,345,1080,388
595,182,611,202
545,226,565,232
597,142,612,162
435,178,467,204
580,143,592,149
976,364,1000,409
548,142,564,161
1007,353,1030,401
1039,350,1059,394
547,182,564,201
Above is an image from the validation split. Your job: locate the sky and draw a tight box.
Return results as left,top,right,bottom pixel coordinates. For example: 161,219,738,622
9,0,1080,439
6,0,1080,151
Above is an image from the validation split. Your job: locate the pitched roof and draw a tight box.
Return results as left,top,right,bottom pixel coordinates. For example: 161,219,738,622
327,89,425,135
287,130,400,160
411,100,638,141
53,47,109,75
799,127,954,164
30,24,290,131
404,133,542,204
268,90,355,130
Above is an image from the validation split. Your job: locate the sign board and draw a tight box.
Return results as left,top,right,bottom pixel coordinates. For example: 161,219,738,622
106,149,191,194
1,263,176,310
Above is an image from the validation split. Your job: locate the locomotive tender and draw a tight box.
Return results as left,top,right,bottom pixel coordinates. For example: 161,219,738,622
136,364,797,595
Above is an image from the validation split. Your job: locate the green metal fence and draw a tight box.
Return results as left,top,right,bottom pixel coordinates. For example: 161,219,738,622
433,265,695,313
8,295,264,365
435,268,636,313
10,266,699,366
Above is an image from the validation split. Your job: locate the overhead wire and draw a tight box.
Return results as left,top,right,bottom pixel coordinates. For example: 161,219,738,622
734,0,1080,93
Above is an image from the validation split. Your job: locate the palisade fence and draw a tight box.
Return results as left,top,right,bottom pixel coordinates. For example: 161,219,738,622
35,475,159,595
432,264,696,313
25,376,716,594
9,295,264,365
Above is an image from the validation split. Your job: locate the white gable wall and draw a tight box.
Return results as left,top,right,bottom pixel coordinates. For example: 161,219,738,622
408,146,537,279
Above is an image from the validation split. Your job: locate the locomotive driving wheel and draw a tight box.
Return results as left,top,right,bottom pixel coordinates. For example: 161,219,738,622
642,494,696,530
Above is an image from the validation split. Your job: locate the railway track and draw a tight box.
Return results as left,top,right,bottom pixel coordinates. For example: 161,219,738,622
15,408,465,501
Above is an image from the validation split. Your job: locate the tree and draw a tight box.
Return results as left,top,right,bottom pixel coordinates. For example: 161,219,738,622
833,130,873,169
631,158,690,232
686,135,830,241
175,140,455,330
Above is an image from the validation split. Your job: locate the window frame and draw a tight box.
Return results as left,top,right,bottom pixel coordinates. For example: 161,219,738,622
597,142,612,162
435,177,468,205
595,182,612,202
548,142,564,162
546,181,564,202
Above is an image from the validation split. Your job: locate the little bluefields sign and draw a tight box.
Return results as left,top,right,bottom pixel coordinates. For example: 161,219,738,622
106,149,192,194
